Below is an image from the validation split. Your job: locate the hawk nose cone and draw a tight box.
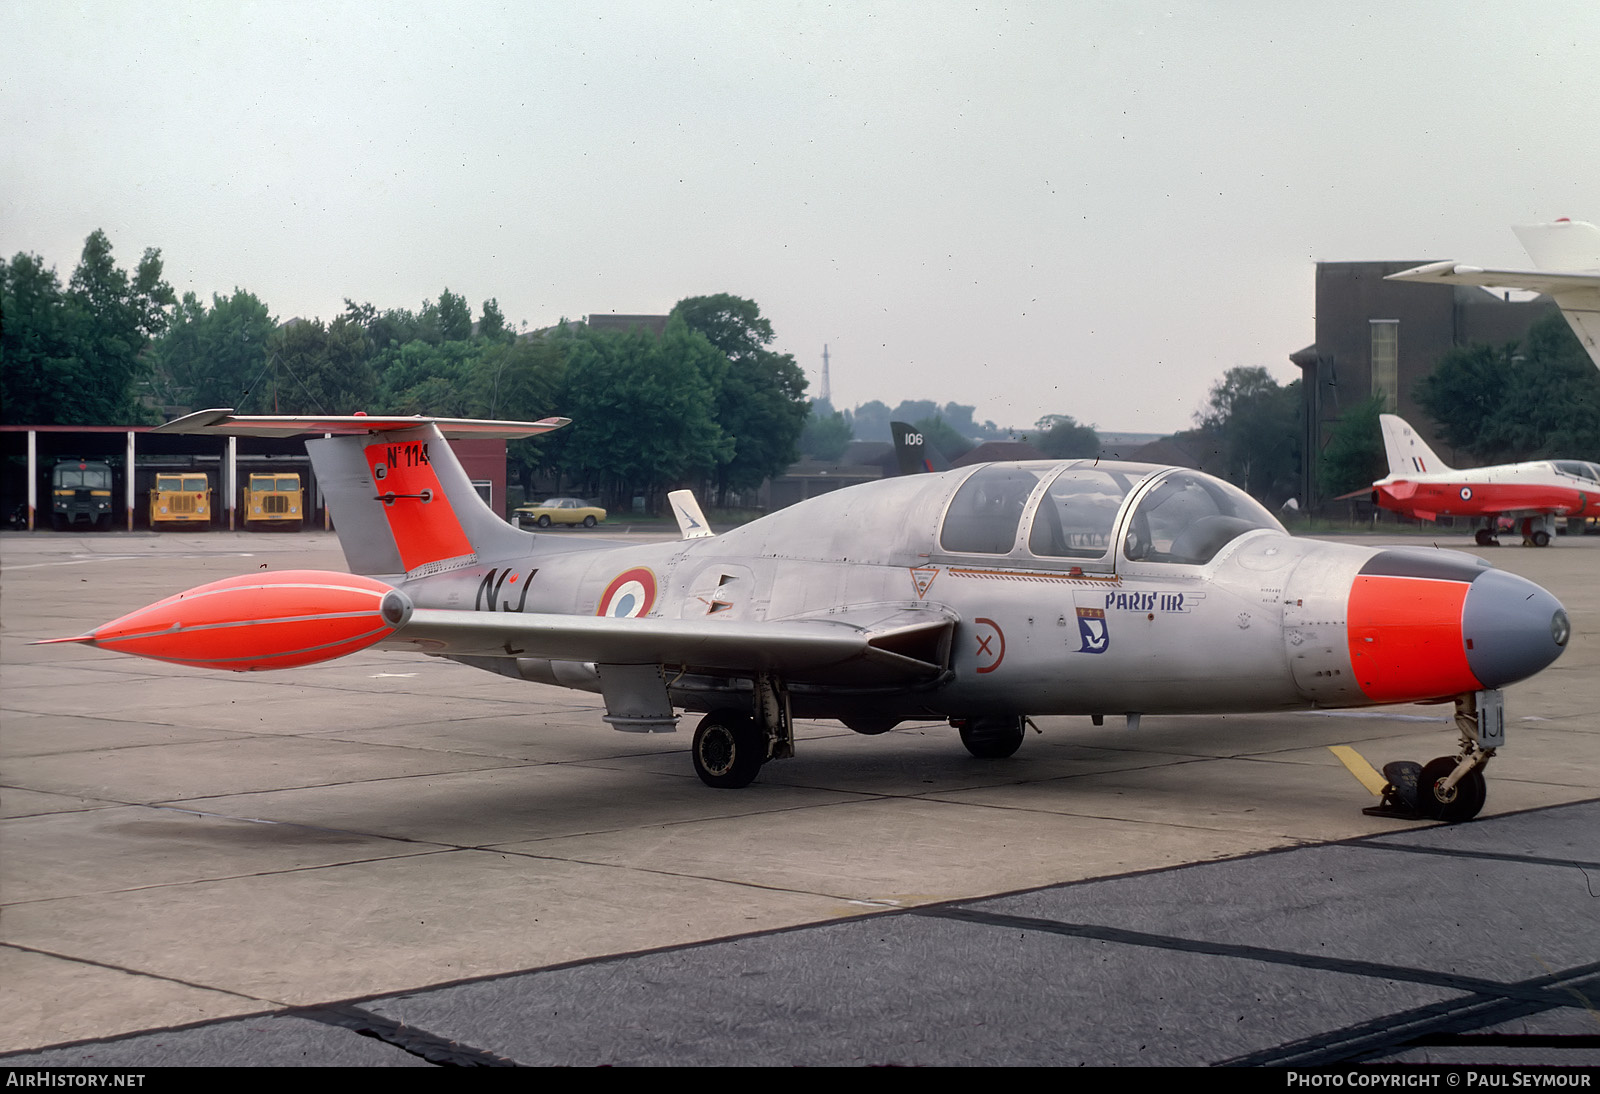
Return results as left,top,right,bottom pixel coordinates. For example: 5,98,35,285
1462,568,1569,688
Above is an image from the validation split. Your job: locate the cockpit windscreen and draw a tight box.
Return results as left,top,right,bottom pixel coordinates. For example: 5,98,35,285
1123,471,1284,565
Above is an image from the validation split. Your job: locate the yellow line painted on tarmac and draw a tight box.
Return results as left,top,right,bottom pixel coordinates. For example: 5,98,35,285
1329,745,1388,797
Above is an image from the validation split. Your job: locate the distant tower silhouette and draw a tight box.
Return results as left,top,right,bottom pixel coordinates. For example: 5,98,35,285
821,344,831,404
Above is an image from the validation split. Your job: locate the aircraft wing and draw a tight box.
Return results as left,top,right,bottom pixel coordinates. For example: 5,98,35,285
381,606,955,686
1384,261,1600,297
152,408,570,439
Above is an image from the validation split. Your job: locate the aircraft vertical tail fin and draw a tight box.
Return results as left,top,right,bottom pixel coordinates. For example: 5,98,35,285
1513,218,1600,274
152,411,569,578
1379,414,1452,478
667,490,715,539
1516,220,1600,366
890,421,951,475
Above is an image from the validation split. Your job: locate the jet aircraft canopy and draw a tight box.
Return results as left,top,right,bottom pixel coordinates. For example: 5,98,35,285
1552,460,1600,482
938,461,1282,567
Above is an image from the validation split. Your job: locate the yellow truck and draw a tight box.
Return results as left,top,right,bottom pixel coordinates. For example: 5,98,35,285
243,472,304,531
149,472,212,529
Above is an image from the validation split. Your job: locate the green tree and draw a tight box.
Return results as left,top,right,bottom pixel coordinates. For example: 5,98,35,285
478,298,510,342
1,231,174,423
1319,394,1387,499
672,294,809,504
1033,414,1100,458
1,253,79,423
377,338,479,416
149,289,275,412
552,319,731,511
418,289,473,344
800,402,853,461
1192,366,1301,505
1416,312,1600,462
262,316,379,415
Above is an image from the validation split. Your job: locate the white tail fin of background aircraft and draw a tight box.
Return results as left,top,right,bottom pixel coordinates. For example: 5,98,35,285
1386,219,1600,370
667,489,715,539
1379,414,1452,478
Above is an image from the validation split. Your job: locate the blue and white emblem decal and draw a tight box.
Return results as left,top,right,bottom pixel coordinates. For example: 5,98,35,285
1076,606,1109,653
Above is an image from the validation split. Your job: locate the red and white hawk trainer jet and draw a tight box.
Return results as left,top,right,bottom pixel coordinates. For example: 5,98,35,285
1370,414,1600,547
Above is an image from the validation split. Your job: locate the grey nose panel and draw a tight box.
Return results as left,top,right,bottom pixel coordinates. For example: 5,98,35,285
1462,568,1568,688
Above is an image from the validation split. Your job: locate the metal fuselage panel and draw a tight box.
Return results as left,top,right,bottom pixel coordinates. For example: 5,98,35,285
399,471,1408,719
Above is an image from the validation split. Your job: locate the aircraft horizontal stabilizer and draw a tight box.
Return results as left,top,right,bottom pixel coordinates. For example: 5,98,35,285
381,605,954,686
153,408,570,440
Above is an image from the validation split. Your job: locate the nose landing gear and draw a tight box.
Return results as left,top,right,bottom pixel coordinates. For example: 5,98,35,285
1364,691,1501,823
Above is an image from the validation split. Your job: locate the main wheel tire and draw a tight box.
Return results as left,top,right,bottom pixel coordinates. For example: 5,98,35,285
1475,528,1496,547
692,710,766,788
958,716,1025,759
536,514,551,528
1417,756,1487,823
583,515,597,528
1531,530,1551,547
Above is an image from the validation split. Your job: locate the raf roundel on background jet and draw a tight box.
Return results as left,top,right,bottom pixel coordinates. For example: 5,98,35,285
1370,414,1600,547
39,408,1572,823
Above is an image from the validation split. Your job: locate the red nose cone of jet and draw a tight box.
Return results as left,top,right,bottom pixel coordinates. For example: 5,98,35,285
45,570,406,671
1348,550,1567,702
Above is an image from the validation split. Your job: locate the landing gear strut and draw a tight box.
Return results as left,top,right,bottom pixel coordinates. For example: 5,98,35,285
1365,691,1501,823
1519,515,1554,548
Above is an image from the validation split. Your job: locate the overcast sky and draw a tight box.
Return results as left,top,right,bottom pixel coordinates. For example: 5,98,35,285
4,1,1597,435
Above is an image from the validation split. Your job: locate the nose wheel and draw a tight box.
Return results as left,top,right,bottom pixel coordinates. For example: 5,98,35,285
1416,755,1488,822
1364,692,1499,823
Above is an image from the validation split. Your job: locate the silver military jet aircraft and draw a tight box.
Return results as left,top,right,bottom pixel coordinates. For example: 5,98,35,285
48,410,1571,823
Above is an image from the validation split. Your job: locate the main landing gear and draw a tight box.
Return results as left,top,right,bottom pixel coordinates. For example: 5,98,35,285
952,715,1029,759
690,674,794,789
691,711,767,788
1480,517,1554,547
1365,691,1502,823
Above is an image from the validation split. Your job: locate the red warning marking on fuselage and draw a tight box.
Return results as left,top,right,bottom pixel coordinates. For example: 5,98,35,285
910,566,939,598
973,616,1005,674
364,439,474,572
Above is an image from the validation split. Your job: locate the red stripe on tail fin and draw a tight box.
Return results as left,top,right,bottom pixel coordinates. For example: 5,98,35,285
363,437,475,572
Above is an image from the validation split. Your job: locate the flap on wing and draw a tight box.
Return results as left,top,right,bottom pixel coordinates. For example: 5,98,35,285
380,607,955,685
153,408,570,440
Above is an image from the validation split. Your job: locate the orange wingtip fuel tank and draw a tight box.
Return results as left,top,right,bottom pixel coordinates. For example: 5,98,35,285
39,570,411,671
